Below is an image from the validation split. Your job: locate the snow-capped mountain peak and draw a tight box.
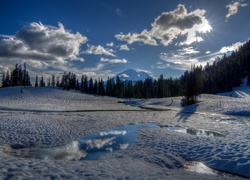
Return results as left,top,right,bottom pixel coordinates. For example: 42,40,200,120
117,69,152,81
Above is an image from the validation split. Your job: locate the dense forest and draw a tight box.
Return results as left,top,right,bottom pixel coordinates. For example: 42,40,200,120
2,39,250,102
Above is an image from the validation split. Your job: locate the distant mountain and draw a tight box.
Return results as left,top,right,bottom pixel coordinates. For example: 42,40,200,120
116,69,152,82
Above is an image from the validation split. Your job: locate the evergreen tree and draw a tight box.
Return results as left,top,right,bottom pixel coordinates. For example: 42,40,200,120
39,76,45,87
1,73,5,87
76,79,80,90
89,77,94,94
80,75,84,92
12,63,19,86
56,76,60,87
124,80,134,98
182,65,199,106
83,75,88,93
35,75,38,87
98,78,105,96
51,74,55,87
144,78,153,98
157,74,164,98
115,76,124,98
93,79,98,94
47,77,51,87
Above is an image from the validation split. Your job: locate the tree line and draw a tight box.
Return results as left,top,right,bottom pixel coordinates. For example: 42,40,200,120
1,39,250,104
1,63,31,87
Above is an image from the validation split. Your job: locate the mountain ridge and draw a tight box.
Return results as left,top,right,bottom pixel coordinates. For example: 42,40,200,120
116,69,152,82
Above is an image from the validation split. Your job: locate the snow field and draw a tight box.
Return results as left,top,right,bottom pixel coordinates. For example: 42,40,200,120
0,86,249,179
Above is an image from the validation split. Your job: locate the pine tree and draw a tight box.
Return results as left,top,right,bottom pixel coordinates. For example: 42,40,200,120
1,73,5,87
12,63,19,86
56,76,60,87
51,74,55,87
76,79,80,90
98,78,105,96
47,78,51,87
39,76,45,87
157,74,164,98
80,75,84,92
127,80,134,98
89,77,94,94
35,75,38,87
115,76,124,98
182,65,199,106
84,75,88,93
18,64,23,86
93,79,98,94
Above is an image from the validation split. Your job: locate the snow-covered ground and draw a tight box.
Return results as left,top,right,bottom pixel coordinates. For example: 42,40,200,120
0,86,249,179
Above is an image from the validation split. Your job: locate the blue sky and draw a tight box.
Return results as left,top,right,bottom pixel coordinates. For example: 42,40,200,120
0,0,250,81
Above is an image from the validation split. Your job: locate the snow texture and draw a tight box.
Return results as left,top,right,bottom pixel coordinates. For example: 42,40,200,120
0,86,250,179
117,69,152,81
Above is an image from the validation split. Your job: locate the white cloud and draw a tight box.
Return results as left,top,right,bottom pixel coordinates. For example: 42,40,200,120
154,40,246,71
100,57,128,64
157,52,200,70
115,4,212,46
119,44,130,51
82,44,116,57
177,47,200,55
154,47,201,71
0,22,87,63
106,42,114,47
219,41,244,53
115,30,157,46
0,22,89,82
100,130,127,136
226,1,248,21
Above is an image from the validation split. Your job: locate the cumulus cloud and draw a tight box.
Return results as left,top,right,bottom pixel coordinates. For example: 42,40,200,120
100,57,128,64
205,51,211,54
106,42,114,47
82,44,116,57
115,30,157,46
119,44,130,51
219,41,244,53
115,4,211,46
0,22,87,62
226,1,248,21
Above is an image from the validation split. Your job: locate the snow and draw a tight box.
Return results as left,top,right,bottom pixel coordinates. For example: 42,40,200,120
117,69,152,81
0,86,250,179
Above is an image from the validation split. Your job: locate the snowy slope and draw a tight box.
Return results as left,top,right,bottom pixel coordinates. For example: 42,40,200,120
117,69,152,81
0,86,141,112
218,77,250,98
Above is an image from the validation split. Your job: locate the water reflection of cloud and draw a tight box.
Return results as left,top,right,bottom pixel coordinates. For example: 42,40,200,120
105,147,113,152
120,143,129,150
85,137,115,149
100,130,127,136
38,141,85,160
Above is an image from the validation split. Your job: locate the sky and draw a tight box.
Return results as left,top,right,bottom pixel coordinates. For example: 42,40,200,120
0,0,250,82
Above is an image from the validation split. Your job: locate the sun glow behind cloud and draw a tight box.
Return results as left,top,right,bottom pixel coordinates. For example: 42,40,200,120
115,4,212,47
